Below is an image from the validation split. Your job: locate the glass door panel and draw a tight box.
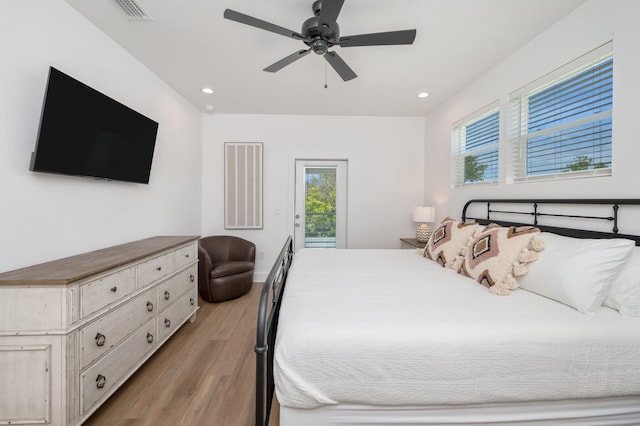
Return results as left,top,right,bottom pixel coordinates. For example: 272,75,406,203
294,160,347,251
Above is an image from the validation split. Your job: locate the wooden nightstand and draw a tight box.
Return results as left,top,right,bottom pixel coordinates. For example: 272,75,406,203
400,238,426,249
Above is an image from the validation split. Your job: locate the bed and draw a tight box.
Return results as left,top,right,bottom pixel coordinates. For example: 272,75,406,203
255,199,640,426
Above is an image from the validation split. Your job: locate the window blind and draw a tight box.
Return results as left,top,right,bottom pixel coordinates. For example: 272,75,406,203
509,42,613,182
451,104,499,186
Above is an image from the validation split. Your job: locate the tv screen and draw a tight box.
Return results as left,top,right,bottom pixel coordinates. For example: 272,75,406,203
30,67,159,184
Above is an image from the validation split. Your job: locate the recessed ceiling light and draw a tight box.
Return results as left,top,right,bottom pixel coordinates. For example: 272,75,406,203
204,105,215,112
201,87,214,94
417,91,430,99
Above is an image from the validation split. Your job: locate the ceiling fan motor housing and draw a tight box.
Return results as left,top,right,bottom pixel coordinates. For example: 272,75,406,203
302,16,339,54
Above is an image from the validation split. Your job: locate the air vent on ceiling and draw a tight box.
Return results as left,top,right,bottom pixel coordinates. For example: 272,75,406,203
113,0,153,20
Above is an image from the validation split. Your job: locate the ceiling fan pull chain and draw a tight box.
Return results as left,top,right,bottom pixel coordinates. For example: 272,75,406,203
324,59,328,89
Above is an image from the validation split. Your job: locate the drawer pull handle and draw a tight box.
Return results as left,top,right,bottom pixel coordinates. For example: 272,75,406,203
190,297,195,306
110,286,117,293
164,290,170,300
189,274,195,282
95,333,106,347
185,254,190,258
165,318,171,328
156,266,162,271
146,301,154,312
96,374,106,389
146,332,154,344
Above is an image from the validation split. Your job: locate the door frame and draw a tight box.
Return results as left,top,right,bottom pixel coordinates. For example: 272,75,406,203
293,159,348,251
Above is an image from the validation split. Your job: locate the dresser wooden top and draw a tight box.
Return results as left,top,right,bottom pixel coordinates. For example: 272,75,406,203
0,236,199,286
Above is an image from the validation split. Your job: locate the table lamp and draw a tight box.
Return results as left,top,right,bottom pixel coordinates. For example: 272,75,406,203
412,206,436,243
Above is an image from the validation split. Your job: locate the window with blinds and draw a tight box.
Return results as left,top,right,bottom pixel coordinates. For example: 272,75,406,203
508,42,613,182
451,103,499,186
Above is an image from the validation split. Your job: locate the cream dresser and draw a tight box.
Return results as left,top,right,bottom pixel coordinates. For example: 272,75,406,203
0,236,199,426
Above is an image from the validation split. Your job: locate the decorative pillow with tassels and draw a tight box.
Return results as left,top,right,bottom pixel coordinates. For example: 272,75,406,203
424,217,480,269
458,224,545,295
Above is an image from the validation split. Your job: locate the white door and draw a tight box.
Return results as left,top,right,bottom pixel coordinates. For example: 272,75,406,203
294,160,347,251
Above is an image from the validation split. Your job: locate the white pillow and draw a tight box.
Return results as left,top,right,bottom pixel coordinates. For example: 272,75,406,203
518,232,635,313
603,247,640,316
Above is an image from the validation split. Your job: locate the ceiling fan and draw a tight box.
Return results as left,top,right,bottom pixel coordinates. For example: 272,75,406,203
223,0,416,82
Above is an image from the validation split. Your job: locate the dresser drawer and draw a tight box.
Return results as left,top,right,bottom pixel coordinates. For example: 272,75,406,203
157,264,197,312
81,319,158,413
137,252,174,289
81,267,136,318
174,243,196,270
80,287,158,369
158,288,198,342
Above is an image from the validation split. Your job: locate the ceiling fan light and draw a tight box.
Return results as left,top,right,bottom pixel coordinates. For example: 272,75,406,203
311,39,329,55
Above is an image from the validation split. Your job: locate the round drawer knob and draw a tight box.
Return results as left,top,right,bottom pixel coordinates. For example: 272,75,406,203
96,374,106,389
164,290,170,300
95,333,106,347
146,301,154,312
146,332,154,344
189,274,195,282
190,298,195,306
110,286,117,293
165,318,171,328
156,266,162,271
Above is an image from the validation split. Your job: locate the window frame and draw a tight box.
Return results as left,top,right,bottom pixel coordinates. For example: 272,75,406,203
507,42,613,183
451,101,500,187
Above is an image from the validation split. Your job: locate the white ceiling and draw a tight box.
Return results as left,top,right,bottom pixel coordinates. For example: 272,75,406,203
64,0,585,117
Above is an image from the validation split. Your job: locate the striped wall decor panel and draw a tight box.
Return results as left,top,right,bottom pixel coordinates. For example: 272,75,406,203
225,142,263,229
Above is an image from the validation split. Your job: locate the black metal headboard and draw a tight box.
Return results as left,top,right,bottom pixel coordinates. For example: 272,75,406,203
462,199,640,246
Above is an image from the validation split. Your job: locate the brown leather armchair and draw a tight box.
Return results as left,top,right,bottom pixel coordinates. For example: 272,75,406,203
198,236,256,303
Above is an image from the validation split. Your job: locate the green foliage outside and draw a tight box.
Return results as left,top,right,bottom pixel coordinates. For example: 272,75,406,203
563,155,608,172
464,155,488,182
305,171,336,238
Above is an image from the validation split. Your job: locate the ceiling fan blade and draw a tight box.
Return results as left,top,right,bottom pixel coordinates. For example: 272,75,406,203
339,29,417,47
318,0,345,28
264,49,312,73
224,9,309,41
324,51,357,81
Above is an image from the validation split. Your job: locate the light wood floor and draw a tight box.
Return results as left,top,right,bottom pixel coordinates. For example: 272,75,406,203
85,283,279,426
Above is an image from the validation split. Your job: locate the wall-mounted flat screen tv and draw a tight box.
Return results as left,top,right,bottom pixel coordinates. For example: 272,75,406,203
30,67,159,184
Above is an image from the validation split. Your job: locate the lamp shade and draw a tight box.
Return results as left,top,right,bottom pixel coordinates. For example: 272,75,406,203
412,206,435,223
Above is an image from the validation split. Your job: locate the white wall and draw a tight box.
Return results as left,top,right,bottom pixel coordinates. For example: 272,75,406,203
424,0,640,225
0,1,203,272
202,114,425,278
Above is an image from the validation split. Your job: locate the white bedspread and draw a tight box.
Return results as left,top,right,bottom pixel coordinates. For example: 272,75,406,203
274,249,640,409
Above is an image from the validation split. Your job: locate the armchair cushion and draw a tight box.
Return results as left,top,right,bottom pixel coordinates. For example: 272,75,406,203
210,261,255,279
